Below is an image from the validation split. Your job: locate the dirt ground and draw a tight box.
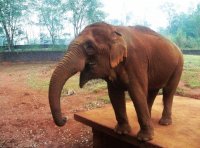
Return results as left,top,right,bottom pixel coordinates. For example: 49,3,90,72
0,62,199,148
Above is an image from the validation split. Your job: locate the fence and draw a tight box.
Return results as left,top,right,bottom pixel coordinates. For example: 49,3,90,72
1,51,65,62
0,53,4,62
182,50,200,55
0,50,199,62
0,44,66,51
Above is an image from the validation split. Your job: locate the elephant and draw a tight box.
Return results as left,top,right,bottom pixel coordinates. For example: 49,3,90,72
49,22,183,141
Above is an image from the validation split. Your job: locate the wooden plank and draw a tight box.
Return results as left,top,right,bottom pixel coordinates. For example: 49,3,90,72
74,96,200,148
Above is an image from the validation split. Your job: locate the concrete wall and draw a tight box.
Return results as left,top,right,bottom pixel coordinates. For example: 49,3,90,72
0,53,4,62
182,50,200,55
2,51,65,62
0,50,199,62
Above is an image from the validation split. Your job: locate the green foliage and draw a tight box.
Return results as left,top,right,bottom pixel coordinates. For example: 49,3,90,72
160,3,200,49
0,0,28,50
0,0,106,50
160,2,177,34
0,26,3,34
173,28,187,48
66,0,106,37
34,0,65,45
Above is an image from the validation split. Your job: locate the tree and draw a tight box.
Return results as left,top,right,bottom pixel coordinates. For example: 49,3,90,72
0,0,27,51
0,25,4,46
35,0,65,46
66,0,106,37
160,2,177,34
192,4,200,38
160,3,200,49
0,25,4,37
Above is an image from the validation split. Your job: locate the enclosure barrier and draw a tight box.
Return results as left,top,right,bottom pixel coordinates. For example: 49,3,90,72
0,44,66,50
0,53,4,62
182,50,200,55
1,51,65,62
74,96,200,148
0,50,199,62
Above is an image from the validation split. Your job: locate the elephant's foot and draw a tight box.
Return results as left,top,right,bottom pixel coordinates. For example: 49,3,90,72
159,117,172,125
137,128,154,141
114,123,131,134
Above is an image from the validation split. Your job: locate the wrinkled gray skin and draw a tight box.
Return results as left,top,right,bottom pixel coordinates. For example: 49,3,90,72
49,22,183,141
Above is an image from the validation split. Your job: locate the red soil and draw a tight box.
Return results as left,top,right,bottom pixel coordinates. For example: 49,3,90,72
0,62,199,147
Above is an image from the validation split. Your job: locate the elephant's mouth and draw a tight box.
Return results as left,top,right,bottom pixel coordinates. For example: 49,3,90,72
79,62,98,88
79,69,92,88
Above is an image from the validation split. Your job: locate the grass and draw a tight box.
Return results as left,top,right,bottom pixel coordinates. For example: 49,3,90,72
26,55,200,100
183,55,200,68
24,54,200,111
97,95,110,104
27,73,81,93
27,71,107,95
182,55,200,88
63,75,80,90
84,80,107,93
182,71,200,88
27,74,50,90
176,87,185,96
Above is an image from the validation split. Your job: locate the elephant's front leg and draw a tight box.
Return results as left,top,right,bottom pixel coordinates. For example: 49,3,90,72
128,81,154,141
107,82,131,134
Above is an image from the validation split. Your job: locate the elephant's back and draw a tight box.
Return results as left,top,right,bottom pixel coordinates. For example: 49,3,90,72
124,25,182,58
129,25,161,37
116,25,183,65
117,25,183,89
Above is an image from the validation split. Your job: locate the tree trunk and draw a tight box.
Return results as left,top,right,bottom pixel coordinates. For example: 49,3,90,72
2,22,12,51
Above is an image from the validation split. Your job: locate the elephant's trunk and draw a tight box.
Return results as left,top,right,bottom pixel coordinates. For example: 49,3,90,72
49,47,85,126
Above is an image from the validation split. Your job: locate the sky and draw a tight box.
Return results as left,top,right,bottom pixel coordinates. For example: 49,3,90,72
102,0,200,30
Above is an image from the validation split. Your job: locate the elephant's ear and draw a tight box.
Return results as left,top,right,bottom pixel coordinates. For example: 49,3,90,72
110,31,127,68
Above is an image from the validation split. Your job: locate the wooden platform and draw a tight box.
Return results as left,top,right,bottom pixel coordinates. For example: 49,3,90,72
74,96,200,148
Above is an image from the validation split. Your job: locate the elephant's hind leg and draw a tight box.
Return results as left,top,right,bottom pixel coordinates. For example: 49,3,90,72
159,63,183,125
147,89,160,116
107,82,131,134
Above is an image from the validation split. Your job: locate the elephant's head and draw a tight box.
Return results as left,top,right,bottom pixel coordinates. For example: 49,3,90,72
49,22,127,126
